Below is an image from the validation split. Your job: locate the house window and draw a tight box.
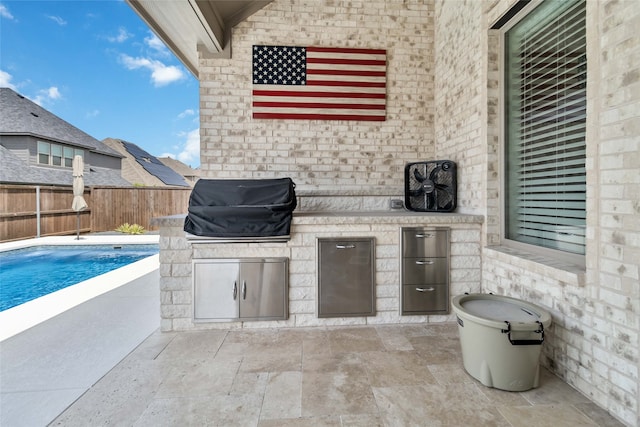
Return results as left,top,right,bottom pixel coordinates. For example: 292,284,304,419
504,0,587,259
63,147,74,167
36,141,84,168
37,141,50,165
51,144,62,166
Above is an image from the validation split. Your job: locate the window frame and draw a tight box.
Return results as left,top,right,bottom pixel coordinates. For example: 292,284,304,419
36,140,84,169
498,0,586,268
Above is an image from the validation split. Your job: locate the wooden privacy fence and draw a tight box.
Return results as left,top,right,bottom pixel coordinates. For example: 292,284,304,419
90,187,191,233
0,185,192,242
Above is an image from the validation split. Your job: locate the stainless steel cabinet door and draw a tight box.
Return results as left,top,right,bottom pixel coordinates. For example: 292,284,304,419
318,238,375,317
239,260,287,319
193,261,240,320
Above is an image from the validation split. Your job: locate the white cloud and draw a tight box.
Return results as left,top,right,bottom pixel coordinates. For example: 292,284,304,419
119,54,185,87
144,32,168,54
1,4,14,20
0,69,17,90
46,86,61,99
165,128,200,167
177,109,195,119
32,86,62,106
85,109,100,119
108,27,132,43
47,15,67,26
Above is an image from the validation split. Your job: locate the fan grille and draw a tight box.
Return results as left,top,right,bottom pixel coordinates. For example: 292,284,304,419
404,161,457,212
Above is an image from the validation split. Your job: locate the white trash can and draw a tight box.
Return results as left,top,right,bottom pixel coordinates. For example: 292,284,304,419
452,293,552,391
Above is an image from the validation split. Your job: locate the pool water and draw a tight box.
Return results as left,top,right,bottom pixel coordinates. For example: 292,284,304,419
0,245,159,311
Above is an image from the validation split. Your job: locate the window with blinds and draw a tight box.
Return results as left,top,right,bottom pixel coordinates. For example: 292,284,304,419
504,0,586,256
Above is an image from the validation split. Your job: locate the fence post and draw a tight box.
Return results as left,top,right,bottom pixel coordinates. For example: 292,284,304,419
36,185,41,238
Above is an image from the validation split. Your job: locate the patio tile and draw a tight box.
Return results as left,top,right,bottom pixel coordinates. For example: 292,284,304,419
427,362,478,386
50,359,164,426
259,371,302,420
154,357,240,398
133,394,263,427
360,350,438,387
327,326,386,354
497,404,599,427
47,324,625,427
301,353,377,417
574,402,629,427
372,383,511,427
374,325,415,351
519,368,593,405
258,416,342,426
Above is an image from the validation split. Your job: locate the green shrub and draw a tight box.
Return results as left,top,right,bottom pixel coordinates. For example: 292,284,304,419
115,223,146,234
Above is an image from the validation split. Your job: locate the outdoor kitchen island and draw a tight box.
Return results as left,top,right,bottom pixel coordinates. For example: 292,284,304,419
154,208,483,332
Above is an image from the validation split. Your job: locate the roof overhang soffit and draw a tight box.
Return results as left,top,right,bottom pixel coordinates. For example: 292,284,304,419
126,1,272,78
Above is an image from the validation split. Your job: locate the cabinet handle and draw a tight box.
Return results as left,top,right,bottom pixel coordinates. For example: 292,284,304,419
233,281,238,300
416,287,435,292
242,280,247,300
336,244,356,249
415,259,435,265
415,233,434,238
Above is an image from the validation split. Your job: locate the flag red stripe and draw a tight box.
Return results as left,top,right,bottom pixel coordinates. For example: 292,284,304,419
253,90,385,99
253,101,385,110
306,46,386,55
307,57,385,66
306,69,386,77
306,80,385,88
253,112,385,121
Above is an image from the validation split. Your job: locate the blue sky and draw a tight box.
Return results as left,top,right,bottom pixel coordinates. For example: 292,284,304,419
0,0,201,167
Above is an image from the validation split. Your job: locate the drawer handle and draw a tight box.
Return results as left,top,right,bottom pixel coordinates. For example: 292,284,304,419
415,259,435,265
336,244,356,249
416,287,435,292
415,233,434,238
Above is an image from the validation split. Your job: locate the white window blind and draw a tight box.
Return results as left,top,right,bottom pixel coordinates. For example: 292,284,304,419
505,0,586,255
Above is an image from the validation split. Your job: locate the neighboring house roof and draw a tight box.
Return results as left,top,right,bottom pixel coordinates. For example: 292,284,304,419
0,87,130,187
0,145,130,186
158,156,200,185
103,138,190,187
0,87,122,158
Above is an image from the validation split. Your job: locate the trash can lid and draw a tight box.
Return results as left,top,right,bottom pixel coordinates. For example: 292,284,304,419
452,293,552,330
461,299,541,322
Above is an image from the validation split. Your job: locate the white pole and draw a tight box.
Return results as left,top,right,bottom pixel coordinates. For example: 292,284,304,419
36,185,41,238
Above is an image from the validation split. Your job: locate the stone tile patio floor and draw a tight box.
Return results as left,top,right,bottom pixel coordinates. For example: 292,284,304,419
51,323,624,427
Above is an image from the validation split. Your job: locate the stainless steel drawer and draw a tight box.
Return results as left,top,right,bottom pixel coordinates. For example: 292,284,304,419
402,258,448,284
402,284,448,313
401,229,449,257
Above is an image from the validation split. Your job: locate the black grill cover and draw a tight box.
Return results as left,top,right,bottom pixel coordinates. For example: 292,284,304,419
184,178,297,238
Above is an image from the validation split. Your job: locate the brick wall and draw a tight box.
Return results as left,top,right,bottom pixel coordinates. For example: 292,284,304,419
198,0,435,191
432,0,639,425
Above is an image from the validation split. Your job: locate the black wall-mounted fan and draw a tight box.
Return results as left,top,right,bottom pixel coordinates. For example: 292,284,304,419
404,160,457,212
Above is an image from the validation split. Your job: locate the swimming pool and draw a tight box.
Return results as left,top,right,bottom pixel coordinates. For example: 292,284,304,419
0,244,158,311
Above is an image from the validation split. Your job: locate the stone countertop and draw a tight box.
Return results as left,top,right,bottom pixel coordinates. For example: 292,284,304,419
152,211,484,228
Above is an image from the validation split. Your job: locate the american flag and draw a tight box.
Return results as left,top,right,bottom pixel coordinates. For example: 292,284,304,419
252,45,386,121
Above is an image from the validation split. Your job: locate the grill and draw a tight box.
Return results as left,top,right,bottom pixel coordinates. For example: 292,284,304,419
184,178,297,242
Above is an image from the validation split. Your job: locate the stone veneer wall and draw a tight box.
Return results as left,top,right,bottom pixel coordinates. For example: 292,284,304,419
433,0,488,219
198,0,436,190
158,214,482,332
434,0,640,425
